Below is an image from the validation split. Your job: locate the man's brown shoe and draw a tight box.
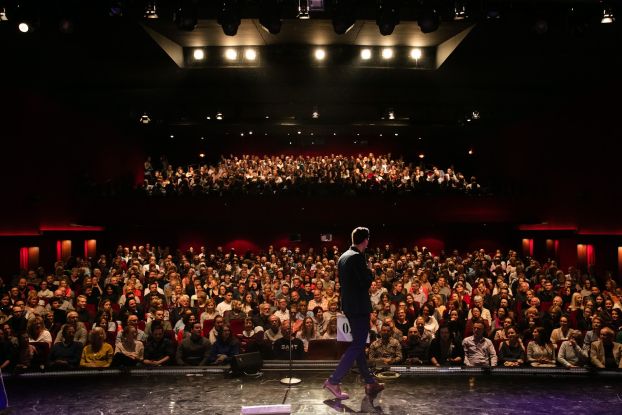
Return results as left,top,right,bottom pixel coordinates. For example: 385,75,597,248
365,382,385,396
323,379,349,400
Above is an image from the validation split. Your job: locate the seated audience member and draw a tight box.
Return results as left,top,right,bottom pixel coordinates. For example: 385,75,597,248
0,327,15,370
208,315,225,345
176,322,210,366
116,315,147,344
557,330,588,368
403,317,434,365
48,325,83,369
145,309,172,337
54,311,87,345
27,316,52,346
550,315,572,343
321,317,338,340
462,321,497,367
200,299,218,325
296,316,320,352
223,300,247,324
208,324,240,365
493,317,514,341
143,324,175,367
112,325,145,367
264,315,283,343
312,306,329,336
429,325,463,367
527,326,556,367
80,327,114,368
583,316,602,355
498,326,525,367
368,323,403,366
464,306,490,338
272,320,304,360
590,327,622,369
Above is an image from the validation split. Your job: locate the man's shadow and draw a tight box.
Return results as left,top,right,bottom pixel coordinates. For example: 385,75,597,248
323,395,385,414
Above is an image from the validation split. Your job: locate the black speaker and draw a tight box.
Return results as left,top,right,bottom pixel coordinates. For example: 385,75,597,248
232,352,263,374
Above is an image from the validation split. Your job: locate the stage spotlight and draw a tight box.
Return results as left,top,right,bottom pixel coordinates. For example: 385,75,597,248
218,0,241,36
453,1,467,21
601,7,615,24
472,110,480,120
410,48,422,60
388,110,395,120
298,0,310,19
259,0,282,34
193,48,205,60
381,48,393,60
418,6,440,33
225,48,238,60
244,48,257,61
139,113,151,124
144,1,159,19
18,22,30,32
175,0,198,31
376,0,399,36
332,0,356,35
216,112,223,120
314,48,326,61
1,7,8,21
360,48,372,60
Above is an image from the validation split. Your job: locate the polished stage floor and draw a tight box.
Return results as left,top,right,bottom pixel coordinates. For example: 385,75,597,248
5,370,622,414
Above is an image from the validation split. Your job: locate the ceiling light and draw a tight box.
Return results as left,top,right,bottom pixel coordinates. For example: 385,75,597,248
216,112,223,120
376,0,400,36
244,49,257,61
314,48,326,61
139,113,151,124
601,8,615,24
388,110,395,120
381,48,393,59
206,116,211,120
193,49,205,60
312,110,319,119
218,0,241,36
472,110,480,120
199,153,205,158
468,149,474,155
18,22,30,33
418,153,425,159
260,0,283,34
453,1,467,21
361,48,372,60
410,48,422,60
225,48,238,60
1,8,8,21
144,1,159,19
170,134,175,138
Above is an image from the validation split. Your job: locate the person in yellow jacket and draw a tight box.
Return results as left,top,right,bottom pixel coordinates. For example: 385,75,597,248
80,327,113,368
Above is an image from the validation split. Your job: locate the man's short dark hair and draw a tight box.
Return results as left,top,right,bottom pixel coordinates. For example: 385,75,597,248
351,227,370,245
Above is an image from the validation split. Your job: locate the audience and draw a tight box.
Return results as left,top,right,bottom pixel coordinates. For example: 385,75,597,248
2,240,622,377
140,154,483,196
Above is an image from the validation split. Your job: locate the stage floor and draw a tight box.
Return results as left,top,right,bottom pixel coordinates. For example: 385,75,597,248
5,371,622,414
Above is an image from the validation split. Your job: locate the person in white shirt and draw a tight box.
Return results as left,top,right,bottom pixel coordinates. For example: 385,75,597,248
273,298,290,323
216,291,234,316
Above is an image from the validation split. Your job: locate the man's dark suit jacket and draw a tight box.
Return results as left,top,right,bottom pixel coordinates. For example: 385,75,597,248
338,246,373,316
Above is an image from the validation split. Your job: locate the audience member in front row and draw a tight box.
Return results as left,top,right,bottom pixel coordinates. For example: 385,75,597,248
143,324,174,367
48,325,83,370
208,315,225,345
296,316,320,352
112,326,144,367
527,327,556,367
80,327,114,368
272,320,304,360
368,323,403,366
498,326,525,367
583,316,602,355
557,330,588,368
429,325,463,367
403,318,434,365
462,321,497,366
321,317,338,340
208,324,240,365
0,327,15,371
176,322,210,366
264,315,283,343
590,327,622,369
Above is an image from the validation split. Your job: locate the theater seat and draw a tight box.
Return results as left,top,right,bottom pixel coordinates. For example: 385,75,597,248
229,319,244,337
202,319,215,337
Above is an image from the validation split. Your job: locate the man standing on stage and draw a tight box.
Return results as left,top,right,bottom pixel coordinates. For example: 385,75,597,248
323,227,384,400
